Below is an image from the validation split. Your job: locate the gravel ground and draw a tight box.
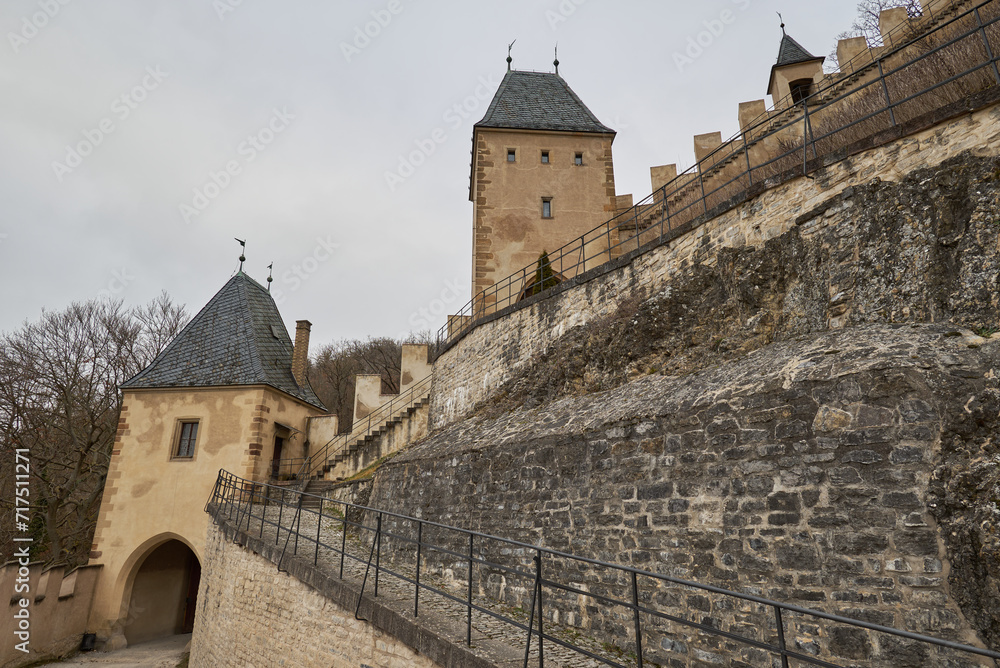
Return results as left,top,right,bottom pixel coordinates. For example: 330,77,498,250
38,634,190,667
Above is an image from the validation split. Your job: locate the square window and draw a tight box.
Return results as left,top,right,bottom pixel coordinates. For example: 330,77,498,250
175,421,199,458
542,199,552,218
507,149,516,162
541,151,549,164
574,152,583,166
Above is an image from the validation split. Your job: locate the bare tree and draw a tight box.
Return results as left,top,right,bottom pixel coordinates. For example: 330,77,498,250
826,0,923,70
0,294,187,567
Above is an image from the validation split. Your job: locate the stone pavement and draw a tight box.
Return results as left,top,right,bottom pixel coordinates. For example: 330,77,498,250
39,634,189,667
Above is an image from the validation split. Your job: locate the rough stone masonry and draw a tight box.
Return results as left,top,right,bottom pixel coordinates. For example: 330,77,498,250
368,150,1000,666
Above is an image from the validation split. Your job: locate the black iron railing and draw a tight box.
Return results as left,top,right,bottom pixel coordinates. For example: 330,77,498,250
436,0,1000,358
270,457,310,481
209,470,1000,667
303,373,433,480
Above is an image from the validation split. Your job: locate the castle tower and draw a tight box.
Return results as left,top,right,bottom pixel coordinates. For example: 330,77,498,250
767,25,825,109
470,67,618,309
86,272,325,650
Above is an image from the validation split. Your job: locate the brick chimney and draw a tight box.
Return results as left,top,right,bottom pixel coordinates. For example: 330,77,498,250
292,320,311,387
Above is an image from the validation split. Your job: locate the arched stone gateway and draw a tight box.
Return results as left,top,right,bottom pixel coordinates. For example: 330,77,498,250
123,539,201,646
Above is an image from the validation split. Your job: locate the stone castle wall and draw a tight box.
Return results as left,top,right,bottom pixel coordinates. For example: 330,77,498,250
190,519,442,668
375,324,1000,666
431,101,1000,430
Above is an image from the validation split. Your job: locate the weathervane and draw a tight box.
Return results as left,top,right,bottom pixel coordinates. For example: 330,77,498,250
777,11,785,34
554,44,559,75
235,238,246,272
507,39,516,71
267,262,274,292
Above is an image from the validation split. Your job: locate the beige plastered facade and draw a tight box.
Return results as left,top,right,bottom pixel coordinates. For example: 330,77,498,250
471,127,617,311
87,384,323,649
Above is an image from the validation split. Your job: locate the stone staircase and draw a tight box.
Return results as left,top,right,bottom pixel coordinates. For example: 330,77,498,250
322,395,431,475
299,479,335,508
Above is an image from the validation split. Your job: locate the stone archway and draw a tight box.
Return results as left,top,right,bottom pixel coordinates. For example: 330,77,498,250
122,540,201,646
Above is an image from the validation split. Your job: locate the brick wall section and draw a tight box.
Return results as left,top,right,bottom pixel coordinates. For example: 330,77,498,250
431,101,1000,430
190,520,443,668
374,326,1000,665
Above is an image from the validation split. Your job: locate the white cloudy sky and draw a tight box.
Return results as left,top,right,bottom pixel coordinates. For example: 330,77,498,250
0,0,858,347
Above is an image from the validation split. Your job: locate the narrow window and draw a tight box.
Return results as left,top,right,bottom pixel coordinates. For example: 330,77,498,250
507,149,516,162
541,151,550,164
574,152,583,166
175,421,199,458
542,198,552,218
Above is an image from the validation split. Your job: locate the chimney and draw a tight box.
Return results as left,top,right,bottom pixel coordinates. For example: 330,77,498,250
292,320,311,387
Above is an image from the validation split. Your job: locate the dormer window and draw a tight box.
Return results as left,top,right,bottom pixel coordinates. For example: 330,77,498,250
507,149,516,162
790,79,813,104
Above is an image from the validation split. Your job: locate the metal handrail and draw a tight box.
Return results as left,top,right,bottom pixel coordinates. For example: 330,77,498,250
304,373,433,480
209,469,1000,667
436,0,1000,358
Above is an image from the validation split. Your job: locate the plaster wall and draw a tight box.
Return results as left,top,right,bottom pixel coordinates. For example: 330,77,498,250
87,384,320,647
472,127,617,308
0,563,101,668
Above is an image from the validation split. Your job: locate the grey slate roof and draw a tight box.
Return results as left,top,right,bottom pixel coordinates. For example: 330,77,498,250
475,71,614,134
775,32,820,66
121,272,326,410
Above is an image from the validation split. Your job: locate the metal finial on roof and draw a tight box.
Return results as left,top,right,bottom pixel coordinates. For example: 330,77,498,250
235,238,246,273
777,12,785,35
554,44,559,75
266,262,273,291
507,39,516,71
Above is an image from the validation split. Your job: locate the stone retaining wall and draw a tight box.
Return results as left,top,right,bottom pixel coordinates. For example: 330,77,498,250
431,101,1000,430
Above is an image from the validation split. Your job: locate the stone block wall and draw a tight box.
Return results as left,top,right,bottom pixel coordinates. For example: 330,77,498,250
431,101,1000,430
190,520,441,668
374,326,1000,666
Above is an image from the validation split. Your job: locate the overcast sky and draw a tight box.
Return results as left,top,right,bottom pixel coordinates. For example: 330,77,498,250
0,0,859,348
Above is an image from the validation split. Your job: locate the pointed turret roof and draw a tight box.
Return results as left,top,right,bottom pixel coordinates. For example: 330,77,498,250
122,272,325,410
767,27,825,97
775,32,818,66
475,70,614,134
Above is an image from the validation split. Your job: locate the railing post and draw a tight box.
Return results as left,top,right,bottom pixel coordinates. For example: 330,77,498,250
579,236,586,273
743,129,753,187
699,163,708,214
374,512,382,597
975,6,1000,85
537,550,544,668
415,521,423,617
339,513,347,579
631,571,644,668
314,498,323,566
276,488,285,545
773,605,791,668
467,533,475,646
877,59,898,127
